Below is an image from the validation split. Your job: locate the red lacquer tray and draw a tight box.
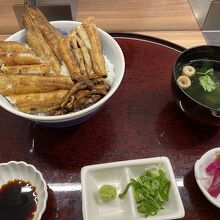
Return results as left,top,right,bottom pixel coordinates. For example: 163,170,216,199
0,34,220,219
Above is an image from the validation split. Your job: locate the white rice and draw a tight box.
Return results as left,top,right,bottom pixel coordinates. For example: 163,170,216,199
104,55,115,86
60,62,70,76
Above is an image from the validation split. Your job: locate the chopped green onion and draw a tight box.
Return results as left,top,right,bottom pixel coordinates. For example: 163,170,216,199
118,182,131,199
119,167,171,218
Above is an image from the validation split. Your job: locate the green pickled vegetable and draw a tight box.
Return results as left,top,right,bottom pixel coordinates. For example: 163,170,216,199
98,185,117,201
119,167,171,217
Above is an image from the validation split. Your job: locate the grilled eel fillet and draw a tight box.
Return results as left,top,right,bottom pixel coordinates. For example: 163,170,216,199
0,52,43,66
82,17,107,78
23,14,61,74
0,75,74,96
0,41,31,52
1,64,52,75
6,90,69,114
25,6,62,61
58,36,81,80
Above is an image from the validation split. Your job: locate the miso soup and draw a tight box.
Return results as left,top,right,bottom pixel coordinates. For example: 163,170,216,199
179,59,220,110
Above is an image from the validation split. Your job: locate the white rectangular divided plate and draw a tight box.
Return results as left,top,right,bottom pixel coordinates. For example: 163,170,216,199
81,157,185,220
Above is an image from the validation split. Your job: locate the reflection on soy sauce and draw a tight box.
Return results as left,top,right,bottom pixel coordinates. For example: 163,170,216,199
0,179,38,220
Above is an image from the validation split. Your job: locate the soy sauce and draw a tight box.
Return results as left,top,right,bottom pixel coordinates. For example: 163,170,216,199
0,179,38,220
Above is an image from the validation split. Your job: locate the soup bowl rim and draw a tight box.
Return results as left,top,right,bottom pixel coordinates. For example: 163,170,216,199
172,45,220,112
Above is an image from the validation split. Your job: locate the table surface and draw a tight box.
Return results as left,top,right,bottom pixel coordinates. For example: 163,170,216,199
0,34,219,219
0,0,206,48
0,1,217,220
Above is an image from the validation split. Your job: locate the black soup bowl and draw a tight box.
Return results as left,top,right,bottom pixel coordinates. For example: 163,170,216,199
172,45,220,126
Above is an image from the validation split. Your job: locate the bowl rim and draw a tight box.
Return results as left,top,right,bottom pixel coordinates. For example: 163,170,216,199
172,45,220,112
3,20,125,121
0,160,48,220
